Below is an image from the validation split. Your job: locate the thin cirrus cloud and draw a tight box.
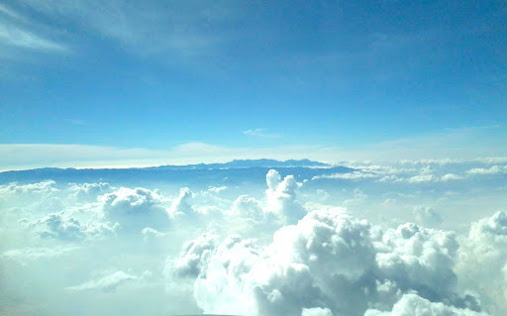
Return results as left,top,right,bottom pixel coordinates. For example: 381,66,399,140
0,4,69,56
6,0,237,59
243,128,281,138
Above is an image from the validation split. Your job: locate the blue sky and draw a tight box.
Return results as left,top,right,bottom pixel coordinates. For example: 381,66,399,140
0,0,506,168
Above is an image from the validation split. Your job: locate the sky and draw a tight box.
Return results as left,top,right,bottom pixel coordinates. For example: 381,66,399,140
0,0,506,169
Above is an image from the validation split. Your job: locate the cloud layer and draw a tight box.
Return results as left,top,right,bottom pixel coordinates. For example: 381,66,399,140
1,163,506,315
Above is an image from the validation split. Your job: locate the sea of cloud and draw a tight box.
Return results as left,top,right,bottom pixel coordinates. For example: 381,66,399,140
0,160,506,315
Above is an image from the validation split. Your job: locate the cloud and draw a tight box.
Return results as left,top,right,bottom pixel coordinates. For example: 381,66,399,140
466,165,507,175
243,128,281,138
2,136,507,171
66,270,148,292
265,169,306,222
302,307,334,316
365,293,487,316
0,143,340,171
1,164,506,315
177,209,480,316
457,211,507,314
0,3,69,64
34,212,117,241
2,246,79,261
68,182,115,201
441,173,464,181
206,186,228,194
169,187,195,216
16,0,240,60
312,171,378,181
412,206,442,227
100,187,170,231
0,23,67,52
169,233,217,279
231,194,266,222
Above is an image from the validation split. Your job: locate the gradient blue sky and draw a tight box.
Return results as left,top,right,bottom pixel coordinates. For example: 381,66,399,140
0,0,506,169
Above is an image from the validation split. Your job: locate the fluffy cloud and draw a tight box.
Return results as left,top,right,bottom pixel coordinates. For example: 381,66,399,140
0,180,58,196
265,169,306,222
34,212,116,241
231,195,266,221
365,293,487,316
457,211,507,314
413,206,442,227
169,187,194,216
169,233,217,279
173,209,480,316
466,165,507,175
68,182,115,200
302,307,334,316
100,187,170,231
1,162,506,316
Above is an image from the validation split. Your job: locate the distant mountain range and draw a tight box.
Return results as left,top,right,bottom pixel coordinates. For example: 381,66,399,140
150,159,330,170
0,159,349,185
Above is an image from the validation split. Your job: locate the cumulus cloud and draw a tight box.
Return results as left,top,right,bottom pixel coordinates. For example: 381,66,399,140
169,233,217,279
100,187,170,231
302,307,334,316
365,293,487,316
413,206,442,227
265,169,306,222
169,187,195,216
1,163,506,315
231,194,266,222
206,186,228,194
68,182,115,200
32,211,117,241
174,209,480,316
457,211,507,314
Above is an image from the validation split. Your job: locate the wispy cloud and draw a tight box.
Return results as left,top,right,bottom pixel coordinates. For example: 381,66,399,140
243,128,281,138
0,24,67,52
15,0,240,60
0,3,69,60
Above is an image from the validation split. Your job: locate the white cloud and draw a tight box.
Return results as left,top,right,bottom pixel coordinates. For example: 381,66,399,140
231,194,266,222
1,164,506,315
265,169,306,222
206,186,228,194
66,270,148,292
34,212,117,241
413,206,442,227
312,171,378,181
441,173,464,181
457,211,507,314
2,246,79,261
365,293,487,316
243,128,280,138
169,233,217,279
169,187,195,216
100,187,170,231
177,209,480,316
1,138,507,171
302,307,334,316
466,165,507,175
68,182,115,200
0,23,67,52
